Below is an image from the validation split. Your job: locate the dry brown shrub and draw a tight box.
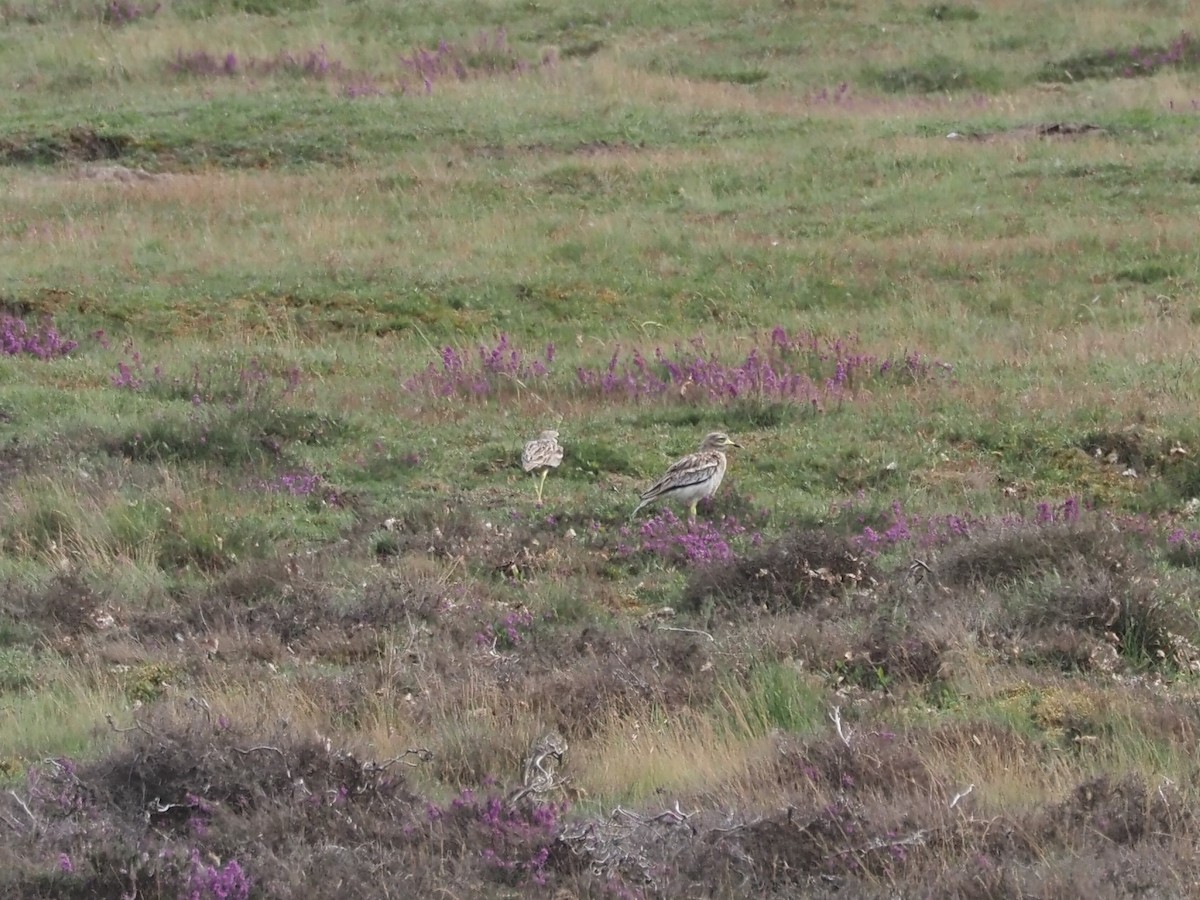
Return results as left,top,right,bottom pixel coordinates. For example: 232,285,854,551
0,573,107,638
937,523,1127,587
1039,773,1194,848
774,730,935,797
1027,570,1199,671
521,627,720,738
681,528,879,621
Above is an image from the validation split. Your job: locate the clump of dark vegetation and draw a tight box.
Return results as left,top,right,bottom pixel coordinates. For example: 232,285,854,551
1078,429,1152,472
521,627,720,738
106,354,350,467
1021,567,1200,673
558,727,1200,898
681,528,879,621
168,45,345,80
935,520,1119,587
166,28,556,98
108,406,346,466
100,0,160,25
1076,427,1200,504
0,712,427,900
1164,531,1200,569
925,3,979,21
911,520,1200,675
838,626,947,690
0,573,110,639
175,0,318,16
1040,31,1200,82
0,127,131,165
866,55,1000,93
6,706,1196,899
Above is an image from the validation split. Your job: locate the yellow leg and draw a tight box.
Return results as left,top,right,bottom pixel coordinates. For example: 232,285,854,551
687,500,698,525
534,469,548,504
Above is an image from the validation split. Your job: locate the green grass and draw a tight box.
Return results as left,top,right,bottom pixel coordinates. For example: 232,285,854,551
4,1,1200,896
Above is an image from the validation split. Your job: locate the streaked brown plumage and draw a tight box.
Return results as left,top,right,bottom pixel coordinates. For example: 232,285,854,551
522,429,563,504
632,431,741,523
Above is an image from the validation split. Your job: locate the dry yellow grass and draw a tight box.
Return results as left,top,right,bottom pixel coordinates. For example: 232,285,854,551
574,707,776,804
0,656,127,763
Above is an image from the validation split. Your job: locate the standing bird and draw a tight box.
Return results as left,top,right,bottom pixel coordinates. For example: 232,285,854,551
522,429,564,505
632,431,742,523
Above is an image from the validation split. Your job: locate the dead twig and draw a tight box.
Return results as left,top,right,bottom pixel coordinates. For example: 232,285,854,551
376,748,433,770
949,783,975,809
829,828,929,859
186,695,213,723
106,713,155,736
8,790,37,829
829,705,854,748
612,802,692,826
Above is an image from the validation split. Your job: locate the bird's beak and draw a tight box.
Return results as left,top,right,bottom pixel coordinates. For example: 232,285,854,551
729,440,743,448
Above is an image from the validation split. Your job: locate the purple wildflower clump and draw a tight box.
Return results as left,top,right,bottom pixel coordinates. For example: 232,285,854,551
403,335,555,401
1165,524,1200,567
1045,31,1200,83
622,508,758,566
264,468,344,507
169,45,346,81
261,44,345,80
850,496,1088,557
1117,31,1200,78
399,28,557,95
846,498,963,557
426,788,564,889
1,315,78,359
110,352,301,408
185,850,252,900
811,81,852,105
269,469,322,497
1034,495,1081,525
475,608,535,650
853,500,918,556
26,758,90,818
575,328,950,408
111,354,144,389
15,760,98,883
168,50,241,78
400,328,949,409
167,29,555,98
1168,527,1200,547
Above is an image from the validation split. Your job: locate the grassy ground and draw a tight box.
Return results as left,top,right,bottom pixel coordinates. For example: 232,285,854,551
3,0,1200,897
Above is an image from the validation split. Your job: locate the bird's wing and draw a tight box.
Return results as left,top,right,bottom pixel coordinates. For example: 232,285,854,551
522,439,562,471
662,450,709,476
521,441,543,470
642,451,721,498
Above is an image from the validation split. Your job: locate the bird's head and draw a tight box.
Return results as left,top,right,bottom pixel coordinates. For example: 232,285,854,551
701,431,741,450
